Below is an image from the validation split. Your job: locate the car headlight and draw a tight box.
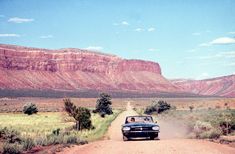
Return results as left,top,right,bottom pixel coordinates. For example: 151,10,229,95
152,126,160,131
122,127,131,131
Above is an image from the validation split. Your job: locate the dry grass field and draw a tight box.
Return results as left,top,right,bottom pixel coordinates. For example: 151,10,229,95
0,97,234,112
0,97,128,112
129,97,235,110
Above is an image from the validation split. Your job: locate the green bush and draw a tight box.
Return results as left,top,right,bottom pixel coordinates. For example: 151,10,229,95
93,93,113,117
3,143,23,154
144,100,171,114
64,99,93,130
23,103,38,115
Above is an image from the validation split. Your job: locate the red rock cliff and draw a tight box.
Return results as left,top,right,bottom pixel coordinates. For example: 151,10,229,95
0,44,176,92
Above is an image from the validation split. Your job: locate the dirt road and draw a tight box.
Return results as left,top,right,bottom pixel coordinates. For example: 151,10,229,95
59,102,235,154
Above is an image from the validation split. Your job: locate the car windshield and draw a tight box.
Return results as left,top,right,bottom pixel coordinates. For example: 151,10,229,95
125,116,153,123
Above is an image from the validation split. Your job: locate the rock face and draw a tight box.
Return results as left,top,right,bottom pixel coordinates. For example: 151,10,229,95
0,44,178,94
1,44,234,97
171,75,235,97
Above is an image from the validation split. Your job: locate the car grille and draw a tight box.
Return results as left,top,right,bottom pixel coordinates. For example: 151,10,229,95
131,127,152,131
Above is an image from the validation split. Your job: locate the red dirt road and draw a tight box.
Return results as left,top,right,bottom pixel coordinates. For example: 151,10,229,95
59,103,235,154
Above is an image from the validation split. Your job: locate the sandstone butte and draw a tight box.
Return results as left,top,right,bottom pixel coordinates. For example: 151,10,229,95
0,44,234,97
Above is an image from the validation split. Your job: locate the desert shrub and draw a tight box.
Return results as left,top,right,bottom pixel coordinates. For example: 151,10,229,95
3,143,23,154
63,135,79,144
189,106,194,112
64,99,93,130
93,93,113,117
21,137,35,150
193,121,221,139
0,128,21,143
144,105,157,114
46,134,64,145
144,100,171,114
23,103,38,115
34,136,47,146
44,131,85,145
197,129,221,139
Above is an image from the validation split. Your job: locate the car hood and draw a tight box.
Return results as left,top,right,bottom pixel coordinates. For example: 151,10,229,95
122,122,158,127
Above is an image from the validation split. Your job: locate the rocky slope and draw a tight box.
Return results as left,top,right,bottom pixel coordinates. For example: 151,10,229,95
1,44,234,97
0,44,180,96
171,75,235,97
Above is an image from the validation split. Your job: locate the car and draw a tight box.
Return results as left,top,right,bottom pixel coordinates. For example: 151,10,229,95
121,115,160,141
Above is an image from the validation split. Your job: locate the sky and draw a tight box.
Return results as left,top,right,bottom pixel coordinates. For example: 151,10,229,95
0,0,235,79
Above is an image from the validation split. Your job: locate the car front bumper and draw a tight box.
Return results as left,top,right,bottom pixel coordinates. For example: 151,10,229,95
122,130,159,138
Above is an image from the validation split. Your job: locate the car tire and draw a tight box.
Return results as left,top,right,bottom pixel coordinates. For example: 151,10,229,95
123,136,129,141
150,136,155,140
150,133,158,140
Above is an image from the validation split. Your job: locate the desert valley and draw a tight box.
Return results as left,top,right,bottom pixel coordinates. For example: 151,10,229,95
0,0,235,153
0,44,235,154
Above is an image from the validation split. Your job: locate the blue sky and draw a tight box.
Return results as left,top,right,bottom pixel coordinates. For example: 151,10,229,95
0,0,235,79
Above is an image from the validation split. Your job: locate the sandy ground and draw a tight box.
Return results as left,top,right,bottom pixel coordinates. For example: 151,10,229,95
59,102,235,154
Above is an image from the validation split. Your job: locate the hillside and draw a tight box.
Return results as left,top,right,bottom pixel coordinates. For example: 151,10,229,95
0,44,182,97
171,75,235,97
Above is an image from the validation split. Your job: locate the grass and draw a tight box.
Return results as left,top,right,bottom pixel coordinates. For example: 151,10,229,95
0,110,122,153
0,110,121,140
0,112,73,137
72,110,121,141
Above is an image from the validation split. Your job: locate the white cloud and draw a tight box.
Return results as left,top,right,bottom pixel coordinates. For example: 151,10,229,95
85,46,103,51
113,21,129,26
147,27,155,32
192,32,201,36
210,37,235,45
0,33,20,37
8,17,34,23
134,28,144,32
148,48,157,51
199,37,235,47
121,21,129,25
40,35,53,39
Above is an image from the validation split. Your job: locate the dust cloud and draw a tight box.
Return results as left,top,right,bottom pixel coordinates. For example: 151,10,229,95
157,119,190,139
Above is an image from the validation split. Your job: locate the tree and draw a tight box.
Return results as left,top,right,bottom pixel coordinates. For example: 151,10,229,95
93,93,113,117
64,99,92,130
22,103,38,115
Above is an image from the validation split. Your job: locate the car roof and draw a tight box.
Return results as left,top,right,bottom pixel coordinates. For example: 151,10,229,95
126,115,152,118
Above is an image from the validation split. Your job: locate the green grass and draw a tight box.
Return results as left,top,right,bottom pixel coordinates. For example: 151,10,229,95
0,110,121,141
0,112,73,137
